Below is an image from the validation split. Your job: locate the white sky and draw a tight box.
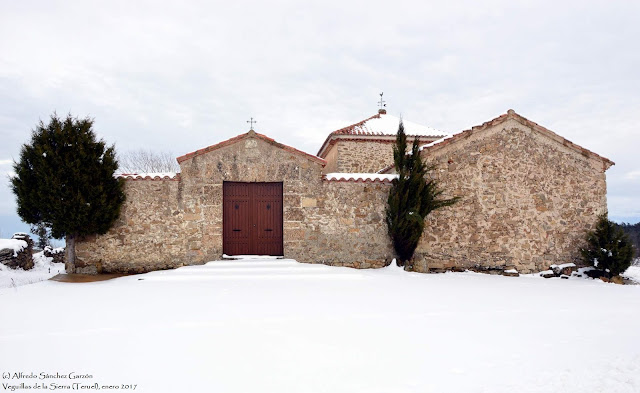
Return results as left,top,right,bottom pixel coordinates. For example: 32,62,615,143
1,0,639,235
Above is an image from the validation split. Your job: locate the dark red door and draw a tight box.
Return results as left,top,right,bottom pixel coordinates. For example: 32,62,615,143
223,182,283,256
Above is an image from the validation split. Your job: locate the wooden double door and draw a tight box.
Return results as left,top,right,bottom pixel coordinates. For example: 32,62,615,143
222,182,284,256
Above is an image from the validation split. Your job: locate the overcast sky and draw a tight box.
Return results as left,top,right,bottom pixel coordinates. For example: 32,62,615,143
1,0,638,237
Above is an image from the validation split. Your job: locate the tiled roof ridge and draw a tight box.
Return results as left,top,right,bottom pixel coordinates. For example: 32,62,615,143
118,173,181,181
376,109,615,174
331,113,382,135
176,131,326,166
418,109,614,169
317,113,444,157
332,113,441,138
323,177,394,184
323,173,397,184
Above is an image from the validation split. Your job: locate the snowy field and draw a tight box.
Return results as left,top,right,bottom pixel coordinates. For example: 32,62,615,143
0,250,64,288
1,258,639,393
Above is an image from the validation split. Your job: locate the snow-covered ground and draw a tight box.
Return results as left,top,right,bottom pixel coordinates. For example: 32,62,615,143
1,258,639,393
0,250,65,288
623,264,640,283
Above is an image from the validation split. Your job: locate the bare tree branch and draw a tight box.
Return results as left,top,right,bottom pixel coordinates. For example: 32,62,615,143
117,149,179,173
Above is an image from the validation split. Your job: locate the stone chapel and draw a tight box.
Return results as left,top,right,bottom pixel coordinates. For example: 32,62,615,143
74,109,613,274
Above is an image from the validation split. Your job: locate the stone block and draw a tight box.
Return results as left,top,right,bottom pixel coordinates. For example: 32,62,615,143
284,194,301,207
284,208,304,222
302,197,317,208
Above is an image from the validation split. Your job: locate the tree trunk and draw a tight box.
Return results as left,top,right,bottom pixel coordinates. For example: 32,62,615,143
65,234,76,273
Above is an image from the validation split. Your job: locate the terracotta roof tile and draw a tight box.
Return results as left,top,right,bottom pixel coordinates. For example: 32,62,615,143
317,113,445,157
323,173,397,184
118,173,181,181
377,110,615,173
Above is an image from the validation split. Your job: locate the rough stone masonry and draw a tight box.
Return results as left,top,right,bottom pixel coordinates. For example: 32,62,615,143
75,110,612,275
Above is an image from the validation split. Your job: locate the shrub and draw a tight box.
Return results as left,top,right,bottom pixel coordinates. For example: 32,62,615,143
581,215,634,277
386,120,458,266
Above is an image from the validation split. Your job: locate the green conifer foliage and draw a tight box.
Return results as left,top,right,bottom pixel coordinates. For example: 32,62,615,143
581,215,634,277
386,121,458,267
31,221,52,250
11,114,125,272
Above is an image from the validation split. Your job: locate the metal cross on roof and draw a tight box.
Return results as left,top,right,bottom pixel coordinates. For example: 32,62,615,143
378,92,386,109
247,117,257,131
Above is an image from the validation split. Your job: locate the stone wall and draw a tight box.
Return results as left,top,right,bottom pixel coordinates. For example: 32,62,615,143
322,145,338,173
0,234,34,270
412,117,610,274
330,138,440,174
335,140,396,173
75,133,393,273
75,118,611,275
44,246,65,264
75,178,184,273
296,180,393,268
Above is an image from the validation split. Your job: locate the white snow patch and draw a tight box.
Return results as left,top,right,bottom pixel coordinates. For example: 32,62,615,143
0,251,64,288
325,173,398,182
504,269,518,274
0,239,27,257
45,246,64,255
550,263,576,269
116,172,178,180
622,265,640,283
354,113,444,136
418,133,457,151
2,257,640,393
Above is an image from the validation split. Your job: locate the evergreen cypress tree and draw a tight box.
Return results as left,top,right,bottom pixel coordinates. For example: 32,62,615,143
11,114,125,272
386,120,458,267
581,215,634,277
31,221,51,250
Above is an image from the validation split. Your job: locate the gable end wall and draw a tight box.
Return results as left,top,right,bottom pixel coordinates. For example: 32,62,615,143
413,118,608,274
75,136,393,273
335,140,397,173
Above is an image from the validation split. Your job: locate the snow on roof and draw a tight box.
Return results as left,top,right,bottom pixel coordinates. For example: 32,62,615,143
0,239,28,257
550,263,576,269
117,172,180,181
342,113,444,137
324,173,397,183
317,112,447,157
418,133,457,152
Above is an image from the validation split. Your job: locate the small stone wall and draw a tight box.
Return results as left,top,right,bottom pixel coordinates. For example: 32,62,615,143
75,178,184,273
330,138,440,174
75,134,393,273
44,246,65,264
335,140,396,173
293,179,394,268
0,234,34,270
412,118,609,274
